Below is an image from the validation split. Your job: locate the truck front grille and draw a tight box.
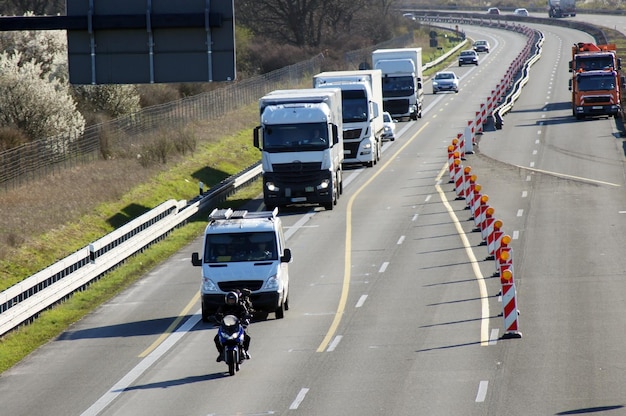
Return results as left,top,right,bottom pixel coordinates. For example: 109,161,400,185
344,128,363,139
384,99,410,114
583,95,613,104
271,162,324,183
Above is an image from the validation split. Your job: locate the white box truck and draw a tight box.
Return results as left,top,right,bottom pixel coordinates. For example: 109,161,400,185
191,208,292,321
313,70,384,168
253,88,344,210
372,48,424,121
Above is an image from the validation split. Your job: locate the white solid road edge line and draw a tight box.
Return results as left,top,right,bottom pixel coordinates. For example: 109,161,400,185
81,310,202,416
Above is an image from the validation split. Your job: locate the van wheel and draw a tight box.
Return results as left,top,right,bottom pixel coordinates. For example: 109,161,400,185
275,303,285,319
202,302,211,323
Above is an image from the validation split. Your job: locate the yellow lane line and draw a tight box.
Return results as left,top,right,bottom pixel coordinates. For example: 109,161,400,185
434,165,490,346
316,122,430,352
139,291,201,357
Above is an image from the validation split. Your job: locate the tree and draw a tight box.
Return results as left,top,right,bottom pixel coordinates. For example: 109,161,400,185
73,85,141,120
236,0,369,47
0,52,85,141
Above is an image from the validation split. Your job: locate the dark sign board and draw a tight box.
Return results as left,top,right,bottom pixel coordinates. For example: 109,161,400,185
66,0,235,84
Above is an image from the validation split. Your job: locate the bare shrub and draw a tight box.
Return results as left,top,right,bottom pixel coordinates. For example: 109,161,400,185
137,84,181,107
0,126,29,151
247,40,318,73
137,135,174,167
172,127,197,156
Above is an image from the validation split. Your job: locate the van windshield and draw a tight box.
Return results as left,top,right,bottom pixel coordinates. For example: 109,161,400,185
204,232,278,263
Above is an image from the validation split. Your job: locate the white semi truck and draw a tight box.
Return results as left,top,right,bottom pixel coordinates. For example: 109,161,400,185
313,70,384,167
372,48,424,121
253,88,344,210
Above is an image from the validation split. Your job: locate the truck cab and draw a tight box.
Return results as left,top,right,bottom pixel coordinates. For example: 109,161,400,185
253,88,344,211
191,208,292,322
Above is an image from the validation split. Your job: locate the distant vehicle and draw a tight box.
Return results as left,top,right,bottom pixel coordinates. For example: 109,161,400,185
372,48,424,121
459,50,479,66
487,7,501,15
549,0,576,17
432,71,459,94
514,8,529,16
473,40,490,53
381,111,397,141
402,12,416,21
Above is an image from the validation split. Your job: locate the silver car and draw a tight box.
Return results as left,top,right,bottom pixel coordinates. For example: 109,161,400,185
432,71,459,94
382,111,397,141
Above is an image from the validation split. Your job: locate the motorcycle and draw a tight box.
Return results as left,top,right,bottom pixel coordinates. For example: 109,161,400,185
217,314,246,376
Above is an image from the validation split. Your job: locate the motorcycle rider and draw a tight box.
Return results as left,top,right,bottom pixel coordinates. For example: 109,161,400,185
214,291,252,362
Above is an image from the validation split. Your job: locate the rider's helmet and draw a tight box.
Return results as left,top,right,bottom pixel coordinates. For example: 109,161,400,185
225,291,239,306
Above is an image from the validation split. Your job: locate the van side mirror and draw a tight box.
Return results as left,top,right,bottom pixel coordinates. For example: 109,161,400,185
191,252,202,266
417,81,422,89
568,79,573,91
281,248,292,263
332,125,339,145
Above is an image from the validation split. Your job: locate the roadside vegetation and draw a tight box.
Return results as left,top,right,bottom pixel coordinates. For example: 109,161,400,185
0,0,624,373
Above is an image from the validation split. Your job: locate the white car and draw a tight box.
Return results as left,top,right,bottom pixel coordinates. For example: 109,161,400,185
382,111,397,141
513,8,529,16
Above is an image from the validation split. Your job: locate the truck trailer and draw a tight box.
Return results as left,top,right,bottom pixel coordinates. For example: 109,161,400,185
372,48,424,121
253,88,344,210
313,70,384,167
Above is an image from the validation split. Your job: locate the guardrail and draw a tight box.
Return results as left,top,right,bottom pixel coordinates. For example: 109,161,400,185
0,13,594,337
0,164,260,337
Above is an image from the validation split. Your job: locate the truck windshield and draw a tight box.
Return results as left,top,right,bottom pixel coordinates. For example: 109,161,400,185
205,232,278,263
577,74,615,91
263,123,329,152
575,56,615,71
342,90,368,123
381,76,415,97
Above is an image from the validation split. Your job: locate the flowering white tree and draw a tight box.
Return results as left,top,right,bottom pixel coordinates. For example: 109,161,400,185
73,84,141,118
0,16,141,145
0,52,85,140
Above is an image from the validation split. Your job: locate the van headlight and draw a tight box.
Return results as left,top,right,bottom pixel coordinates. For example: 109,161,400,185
263,274,282,291
202,277,218,292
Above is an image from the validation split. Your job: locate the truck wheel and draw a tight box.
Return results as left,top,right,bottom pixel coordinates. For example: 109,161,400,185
338,173,343,195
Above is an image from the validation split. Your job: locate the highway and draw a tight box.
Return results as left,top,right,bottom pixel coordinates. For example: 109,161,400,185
2,15,626,416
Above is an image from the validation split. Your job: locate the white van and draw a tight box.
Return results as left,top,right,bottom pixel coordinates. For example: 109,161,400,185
191,208,292,322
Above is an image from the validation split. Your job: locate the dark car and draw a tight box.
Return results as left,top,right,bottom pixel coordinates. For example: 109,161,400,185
459,50,479,66
473,40,490,53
